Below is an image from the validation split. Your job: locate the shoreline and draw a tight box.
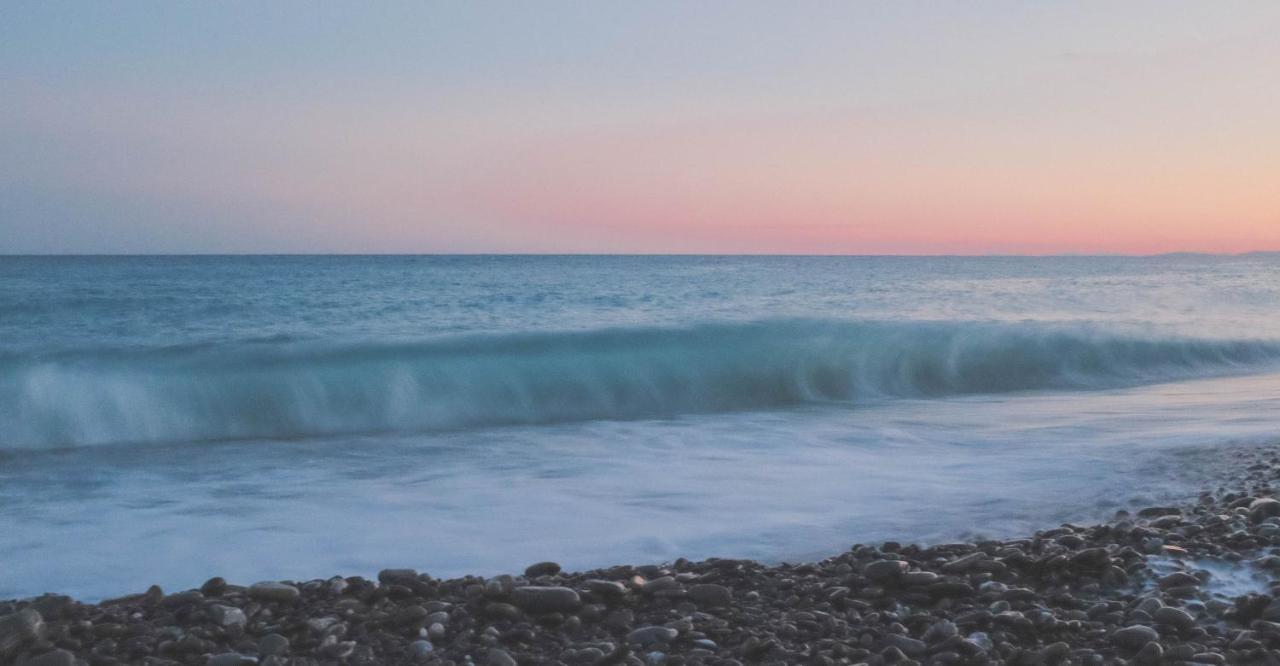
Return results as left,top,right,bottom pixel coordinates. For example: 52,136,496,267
5,447,1280,665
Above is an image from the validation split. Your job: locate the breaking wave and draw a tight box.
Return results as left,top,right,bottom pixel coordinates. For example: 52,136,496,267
3,320,1278,449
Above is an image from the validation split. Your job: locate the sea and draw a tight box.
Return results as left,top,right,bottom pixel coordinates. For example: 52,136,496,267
2,254,1279,601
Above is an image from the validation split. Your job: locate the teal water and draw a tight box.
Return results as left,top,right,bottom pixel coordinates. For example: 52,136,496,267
2,255,1279,599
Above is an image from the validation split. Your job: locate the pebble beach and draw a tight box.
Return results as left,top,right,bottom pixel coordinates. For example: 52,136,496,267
8,3,1280,664
7,443,1280,666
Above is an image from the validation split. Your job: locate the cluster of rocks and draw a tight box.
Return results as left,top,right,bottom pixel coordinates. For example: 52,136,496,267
8,446,1280,665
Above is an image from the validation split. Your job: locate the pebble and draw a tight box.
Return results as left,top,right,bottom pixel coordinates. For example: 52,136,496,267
258,633,290,657
200,577,227,596
1037,641,1071,663
510,586,581,614
1154,605,1196,630
378,568,418,584
1111,624,1159,649
19,649,76,666
247,582,300,603
627,626,678,645
884,633,926,656
407,639,434,661
687,583,732,607
0,609,44,660
208,604,247,629
863,559,908,582
585,579,627,598
524,561,561,577
1250,498,1280,522
1135,640,1164,664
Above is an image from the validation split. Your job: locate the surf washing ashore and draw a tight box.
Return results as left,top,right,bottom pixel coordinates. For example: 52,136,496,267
4,255,1280,664
6,444,1280,665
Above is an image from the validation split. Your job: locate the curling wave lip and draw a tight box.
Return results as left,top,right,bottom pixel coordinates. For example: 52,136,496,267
3,318,1278,450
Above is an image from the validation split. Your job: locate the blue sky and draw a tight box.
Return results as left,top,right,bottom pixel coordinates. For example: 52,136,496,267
3,2,1278,253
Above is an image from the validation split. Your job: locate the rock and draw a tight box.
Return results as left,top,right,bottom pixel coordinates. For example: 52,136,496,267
27,595,72,621
1158,572,1200,588
1251,498,1280,523
1136,597,1163,615
392,604,429,627
902,571,939,586
864,560,908,583
428,622,446,640
585,579,627,598
511,586,581,614
378,568,418,584
407,640,434,661
1154,606,1196,630
485,602,522,621
207,653,258,666
0,609,44,660
641,576,680,595
965,631,994,652
884,634,926,657
305,616,341,635
941,551,988,573
1071,547,1111,568
258,633,290,657
248,582,300,603
928,580,975,598
1037,642,1072,664
201,577,228,596
142,584,164,605
19,649,76,666
628,626,679,646
687,583,732,607
162,589,204,607
1111,624,1159,650
487,648,517,666
209,604,247,629
524,561,562,577
922,620,958,643
1135,640,1164,664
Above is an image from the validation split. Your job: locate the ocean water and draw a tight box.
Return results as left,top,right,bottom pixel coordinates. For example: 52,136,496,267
2,254,1280,601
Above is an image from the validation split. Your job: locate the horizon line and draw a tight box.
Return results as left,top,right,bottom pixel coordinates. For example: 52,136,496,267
3,251,1279,259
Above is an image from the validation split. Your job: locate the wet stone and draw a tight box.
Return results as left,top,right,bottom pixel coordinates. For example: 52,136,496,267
524,561,562,578
0,609,45,660
687,583,731,607
511,586,580,614
258,633,289,657
1111,625,1159,650
247,582,300,603
20,648,76,666
628,626,678,646
207,653,258,666
864,560,908,583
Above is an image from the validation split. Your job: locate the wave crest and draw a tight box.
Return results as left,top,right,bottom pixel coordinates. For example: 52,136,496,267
3,320,1278,449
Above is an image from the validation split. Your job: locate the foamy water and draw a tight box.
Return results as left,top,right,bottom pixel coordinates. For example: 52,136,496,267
2,255,1279,600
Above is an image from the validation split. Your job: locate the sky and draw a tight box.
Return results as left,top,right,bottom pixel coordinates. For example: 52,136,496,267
2,2,1278,255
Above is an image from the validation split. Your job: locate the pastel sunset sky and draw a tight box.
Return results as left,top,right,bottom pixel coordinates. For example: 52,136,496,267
3,2,1278,254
